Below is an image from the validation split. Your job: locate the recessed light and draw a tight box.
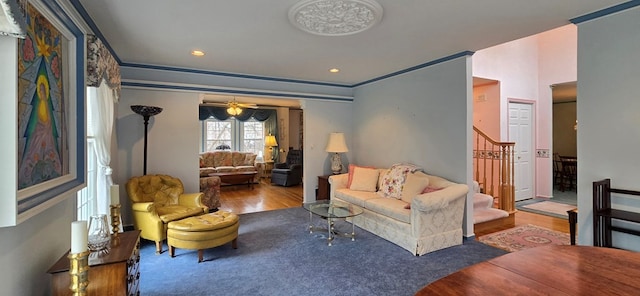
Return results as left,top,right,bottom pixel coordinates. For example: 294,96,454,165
191,50,205,57
329,68,340,73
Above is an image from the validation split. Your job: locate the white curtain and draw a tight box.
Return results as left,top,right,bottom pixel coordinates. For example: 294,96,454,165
0,0,27,38
88,78,118,216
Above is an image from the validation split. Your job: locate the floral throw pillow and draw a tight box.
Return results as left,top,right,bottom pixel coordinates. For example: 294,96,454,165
377,163,422,199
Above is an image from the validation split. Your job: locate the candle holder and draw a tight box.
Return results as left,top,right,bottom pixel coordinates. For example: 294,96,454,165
68,250,90,296
110,204,122,248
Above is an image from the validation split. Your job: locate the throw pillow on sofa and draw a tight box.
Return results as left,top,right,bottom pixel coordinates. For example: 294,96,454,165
349,166,380,192
347,164,376,188
401,172,430,204
378,163,422,199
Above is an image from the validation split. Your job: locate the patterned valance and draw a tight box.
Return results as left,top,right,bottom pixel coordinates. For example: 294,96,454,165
0,0,27,38
87,34,121,99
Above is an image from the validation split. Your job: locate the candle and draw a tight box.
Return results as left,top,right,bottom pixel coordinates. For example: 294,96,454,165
110,184,120,205
71,221,88,254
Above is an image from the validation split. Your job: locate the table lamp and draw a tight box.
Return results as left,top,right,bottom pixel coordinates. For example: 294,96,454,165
265,134,278,161
325,132,348,174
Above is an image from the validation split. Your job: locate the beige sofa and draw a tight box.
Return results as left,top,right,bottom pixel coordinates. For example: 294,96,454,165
329,169,468,255
199,151,259,182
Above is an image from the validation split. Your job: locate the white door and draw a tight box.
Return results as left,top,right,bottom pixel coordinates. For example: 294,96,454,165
508,102,533,201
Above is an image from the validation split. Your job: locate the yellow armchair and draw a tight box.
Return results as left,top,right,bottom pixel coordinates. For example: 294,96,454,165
126,174,208,253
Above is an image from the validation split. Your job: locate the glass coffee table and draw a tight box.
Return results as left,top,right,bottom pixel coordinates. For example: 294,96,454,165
303,200,363,246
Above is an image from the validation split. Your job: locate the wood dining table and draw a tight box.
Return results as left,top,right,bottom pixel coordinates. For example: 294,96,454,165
415,245,640,295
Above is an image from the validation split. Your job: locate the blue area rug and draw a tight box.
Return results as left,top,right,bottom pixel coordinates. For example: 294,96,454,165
139,207,506,296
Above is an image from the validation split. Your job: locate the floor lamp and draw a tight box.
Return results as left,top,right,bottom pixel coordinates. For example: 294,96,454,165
131,105,163,175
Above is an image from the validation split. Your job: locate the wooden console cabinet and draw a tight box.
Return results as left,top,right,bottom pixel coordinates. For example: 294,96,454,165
48,230,141,296
593,179,640,248
317,175,331,200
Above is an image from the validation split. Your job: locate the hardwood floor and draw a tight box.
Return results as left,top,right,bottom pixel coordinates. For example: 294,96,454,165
220,180,571,237
218,178,303,214
475,210,571,237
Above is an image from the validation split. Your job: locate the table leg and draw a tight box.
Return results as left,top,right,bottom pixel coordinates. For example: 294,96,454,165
567,209,578,245
351,220,356,241
309,211,313,233
327,218,334,246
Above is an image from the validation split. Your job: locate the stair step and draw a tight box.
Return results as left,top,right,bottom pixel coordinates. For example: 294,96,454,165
473,193,494,209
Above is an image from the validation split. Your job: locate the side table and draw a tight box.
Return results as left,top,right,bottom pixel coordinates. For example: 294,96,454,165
258,161,274,179
317,175,331,200
48,230,141,296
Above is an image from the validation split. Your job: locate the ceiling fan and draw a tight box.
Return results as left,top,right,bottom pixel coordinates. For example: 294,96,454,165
201,97,259,116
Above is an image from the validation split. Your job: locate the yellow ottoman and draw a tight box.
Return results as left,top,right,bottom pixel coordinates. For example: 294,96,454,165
167,211,239,263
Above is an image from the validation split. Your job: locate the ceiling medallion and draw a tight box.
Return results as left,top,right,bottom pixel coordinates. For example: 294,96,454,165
288,0,383,36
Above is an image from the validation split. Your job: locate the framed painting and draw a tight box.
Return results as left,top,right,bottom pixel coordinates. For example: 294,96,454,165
0,0,85,226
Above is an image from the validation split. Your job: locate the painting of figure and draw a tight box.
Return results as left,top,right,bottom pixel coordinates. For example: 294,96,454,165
17,4,68,190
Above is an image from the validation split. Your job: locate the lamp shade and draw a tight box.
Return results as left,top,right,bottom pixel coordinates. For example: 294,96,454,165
325,132,348,153
265,135,278,147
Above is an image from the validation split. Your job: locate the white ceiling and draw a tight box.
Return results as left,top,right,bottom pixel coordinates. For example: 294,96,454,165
77,0,625,86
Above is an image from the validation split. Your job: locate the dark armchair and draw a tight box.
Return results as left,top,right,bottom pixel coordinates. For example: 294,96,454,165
271,150,303,186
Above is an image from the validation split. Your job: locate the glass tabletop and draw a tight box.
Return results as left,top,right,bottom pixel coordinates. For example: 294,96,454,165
303,200,363,219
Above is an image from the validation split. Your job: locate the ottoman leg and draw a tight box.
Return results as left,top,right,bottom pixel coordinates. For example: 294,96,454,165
232,238,238,249
169,245,175,258
198,250,204,263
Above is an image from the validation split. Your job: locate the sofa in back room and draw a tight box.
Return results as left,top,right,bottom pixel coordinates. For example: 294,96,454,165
199,151,260,183
329,165,468,256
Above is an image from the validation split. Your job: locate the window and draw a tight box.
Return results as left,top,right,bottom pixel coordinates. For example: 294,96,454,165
204,119,232,151
202,118,264,155
242,120,264,155
77,138,98,221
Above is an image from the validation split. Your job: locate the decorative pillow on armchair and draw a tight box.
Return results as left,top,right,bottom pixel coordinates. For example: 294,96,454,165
378,163,422,199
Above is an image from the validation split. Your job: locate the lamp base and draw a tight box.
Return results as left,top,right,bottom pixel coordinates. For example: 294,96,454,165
330,152,342,174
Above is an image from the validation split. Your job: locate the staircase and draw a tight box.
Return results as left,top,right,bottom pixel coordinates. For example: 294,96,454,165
473,126,516,233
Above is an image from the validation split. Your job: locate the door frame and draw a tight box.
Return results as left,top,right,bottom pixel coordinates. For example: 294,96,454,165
507,98,536,200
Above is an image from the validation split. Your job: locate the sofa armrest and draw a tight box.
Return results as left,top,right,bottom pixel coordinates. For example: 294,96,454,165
132,202,155,213
412,184,468,212
179,192,208,212
411,184,468,238
274,163,288,169
328,173,348,200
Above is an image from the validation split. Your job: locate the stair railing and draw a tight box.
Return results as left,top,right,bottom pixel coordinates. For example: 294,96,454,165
472,126,516,214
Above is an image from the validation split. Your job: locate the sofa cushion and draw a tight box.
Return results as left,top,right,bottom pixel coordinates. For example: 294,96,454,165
157,205,204,223
335,189,379,208
349,166,380,192
214,151,233,167
232,152,246,166
215,166,236,173
235,165,257,173
378,163,422,199
244,153,257,165
364,198,411,224
201,153,216,168
401,172,430,204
